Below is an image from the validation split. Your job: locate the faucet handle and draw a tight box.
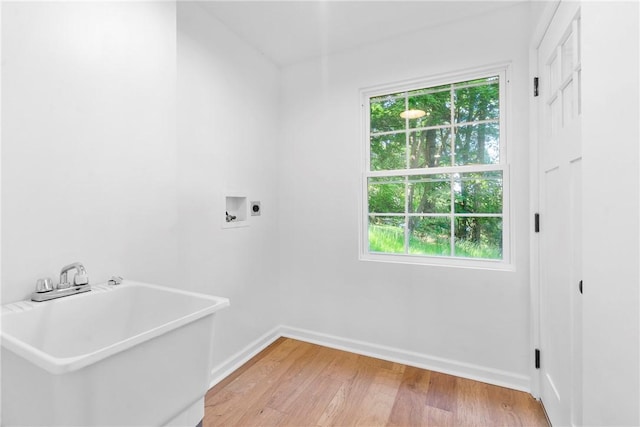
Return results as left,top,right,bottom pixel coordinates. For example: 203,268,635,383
35,277,55,293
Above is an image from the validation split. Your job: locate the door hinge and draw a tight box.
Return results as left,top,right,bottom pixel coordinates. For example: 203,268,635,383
534,213,540,233
533,77,539,97
535,348,541,369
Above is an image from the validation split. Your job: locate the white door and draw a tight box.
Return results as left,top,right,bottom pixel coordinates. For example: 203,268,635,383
537,2,582,426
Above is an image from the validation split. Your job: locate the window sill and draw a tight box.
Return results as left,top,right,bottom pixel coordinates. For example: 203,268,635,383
360,252,515,272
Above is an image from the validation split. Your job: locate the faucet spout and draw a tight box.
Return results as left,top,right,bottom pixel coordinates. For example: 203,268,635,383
59,262,89,288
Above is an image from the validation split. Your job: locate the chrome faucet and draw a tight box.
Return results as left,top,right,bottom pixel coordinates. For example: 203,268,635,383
31,262,91,302
59,262,89,289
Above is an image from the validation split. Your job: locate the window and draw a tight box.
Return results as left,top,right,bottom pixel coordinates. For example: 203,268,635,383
361,68,510,268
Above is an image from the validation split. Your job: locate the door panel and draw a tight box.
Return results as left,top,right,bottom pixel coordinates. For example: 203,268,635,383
537,2,582,426
540,165,571,425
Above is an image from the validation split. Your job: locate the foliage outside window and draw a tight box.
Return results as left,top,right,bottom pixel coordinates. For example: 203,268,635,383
363,71,509,266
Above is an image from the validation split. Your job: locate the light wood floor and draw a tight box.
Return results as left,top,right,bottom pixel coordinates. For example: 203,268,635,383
204,337,548,426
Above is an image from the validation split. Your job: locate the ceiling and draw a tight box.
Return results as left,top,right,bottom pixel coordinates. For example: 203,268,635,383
199,1,527,67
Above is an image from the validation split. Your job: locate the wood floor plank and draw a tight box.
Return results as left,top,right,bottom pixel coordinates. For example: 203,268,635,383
485,381,548,426
203,388,240,426
425,371,458,412
387,365,431,426
279,374,344,426
233,343,322,422
204,338,549,427
267,344,339,412
234,400,289,426
424,405,455,427
224,338,308,393
205,339,314,426
208,337,287,395
350,364,405,426
318,347,361,382
245,406,287,427
318,355,386,426
454,377,496,427
316,382,350,426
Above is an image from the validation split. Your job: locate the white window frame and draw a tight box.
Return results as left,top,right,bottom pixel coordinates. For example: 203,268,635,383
359,64,514,270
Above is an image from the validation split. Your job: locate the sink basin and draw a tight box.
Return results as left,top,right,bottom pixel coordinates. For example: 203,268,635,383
1,280,229,426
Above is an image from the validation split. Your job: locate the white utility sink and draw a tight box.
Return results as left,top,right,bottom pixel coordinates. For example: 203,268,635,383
1,280,229,426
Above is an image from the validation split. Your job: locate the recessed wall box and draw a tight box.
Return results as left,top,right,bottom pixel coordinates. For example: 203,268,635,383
223,196,248,228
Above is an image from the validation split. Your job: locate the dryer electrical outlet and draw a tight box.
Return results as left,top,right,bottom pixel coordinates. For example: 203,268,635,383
250,201,261,216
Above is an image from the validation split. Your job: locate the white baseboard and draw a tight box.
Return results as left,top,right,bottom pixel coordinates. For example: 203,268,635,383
209,324,531,393
280,326,530,393
209,326,281,388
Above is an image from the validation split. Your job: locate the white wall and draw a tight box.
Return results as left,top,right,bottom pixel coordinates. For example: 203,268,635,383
278,3,533,388
1,2,178,303
2,0,282,389
176,3,282,369
581,2,640,425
